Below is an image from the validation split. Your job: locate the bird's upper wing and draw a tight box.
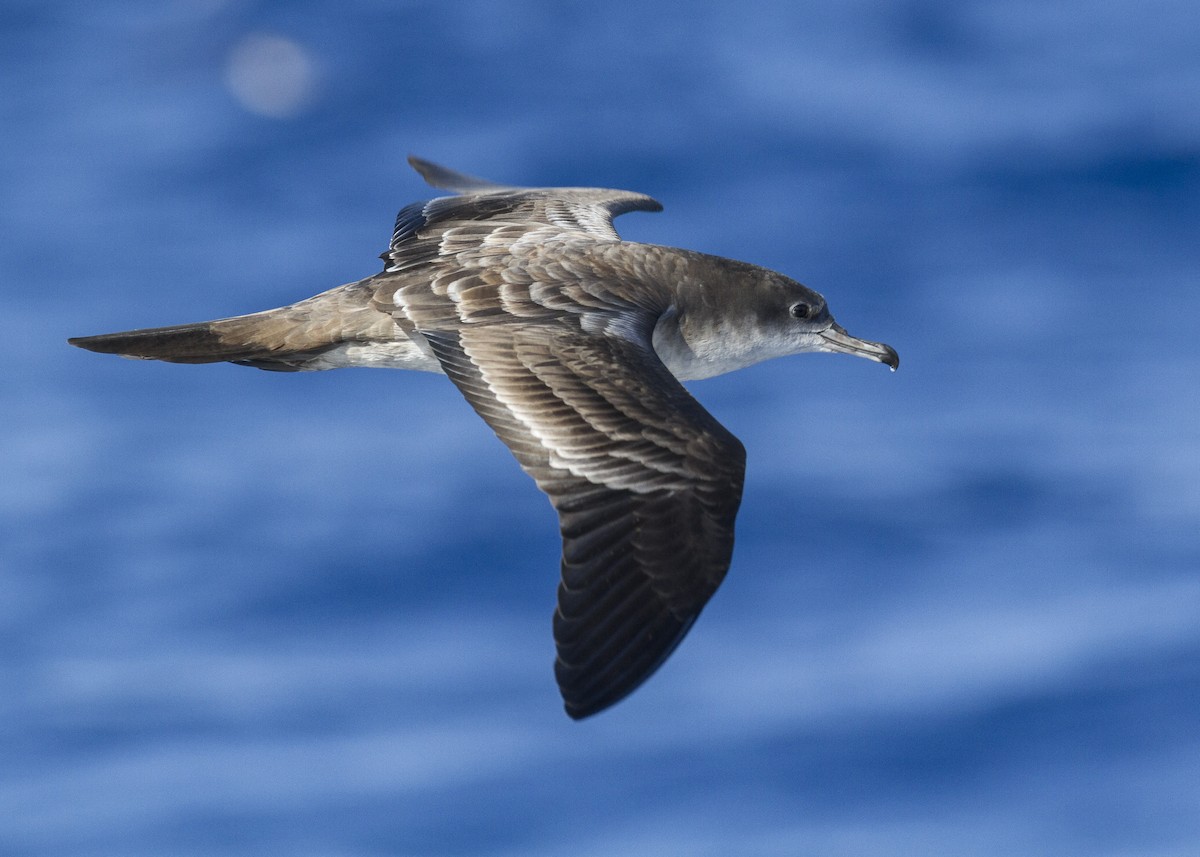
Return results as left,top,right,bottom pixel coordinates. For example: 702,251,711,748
423,319,745,718
385,156,663,259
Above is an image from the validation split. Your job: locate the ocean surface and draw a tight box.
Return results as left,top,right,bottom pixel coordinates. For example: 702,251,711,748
4,1,1199,854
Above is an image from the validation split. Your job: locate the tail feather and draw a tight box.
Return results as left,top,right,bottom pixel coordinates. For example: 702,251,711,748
68,284,395,371
68,317,274,365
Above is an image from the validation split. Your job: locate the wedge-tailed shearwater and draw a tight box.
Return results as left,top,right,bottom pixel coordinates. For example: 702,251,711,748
70,156,898,719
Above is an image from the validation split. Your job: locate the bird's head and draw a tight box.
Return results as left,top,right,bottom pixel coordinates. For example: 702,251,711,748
758,272,899,370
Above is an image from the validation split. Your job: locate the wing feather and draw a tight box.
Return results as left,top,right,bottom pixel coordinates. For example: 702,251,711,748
386,157,663,258
422,322,745,718
377,159,740,717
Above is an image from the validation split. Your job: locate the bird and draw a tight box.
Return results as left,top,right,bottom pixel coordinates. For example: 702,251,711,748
69,156,898,719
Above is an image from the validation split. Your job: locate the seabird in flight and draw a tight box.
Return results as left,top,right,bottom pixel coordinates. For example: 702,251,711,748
70,156,899,718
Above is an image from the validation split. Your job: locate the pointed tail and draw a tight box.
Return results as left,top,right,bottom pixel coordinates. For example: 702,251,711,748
68,284,392,371
69,314,287,367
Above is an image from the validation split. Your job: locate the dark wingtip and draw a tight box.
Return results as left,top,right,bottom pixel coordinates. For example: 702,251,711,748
563,702,592,721
407,155,509,193
405,154,436,178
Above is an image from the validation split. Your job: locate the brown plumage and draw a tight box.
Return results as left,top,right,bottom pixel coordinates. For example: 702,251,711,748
70,156,898,718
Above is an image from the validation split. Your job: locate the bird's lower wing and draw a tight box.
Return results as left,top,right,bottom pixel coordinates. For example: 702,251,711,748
423,322,745,718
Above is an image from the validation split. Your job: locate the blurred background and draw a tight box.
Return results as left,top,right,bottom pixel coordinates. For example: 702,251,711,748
3,1,1198,854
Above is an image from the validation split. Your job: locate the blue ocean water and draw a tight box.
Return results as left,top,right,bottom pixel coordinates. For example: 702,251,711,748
3,1,1199,854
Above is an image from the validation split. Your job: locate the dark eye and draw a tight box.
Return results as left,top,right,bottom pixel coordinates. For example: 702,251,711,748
789,302,812,320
